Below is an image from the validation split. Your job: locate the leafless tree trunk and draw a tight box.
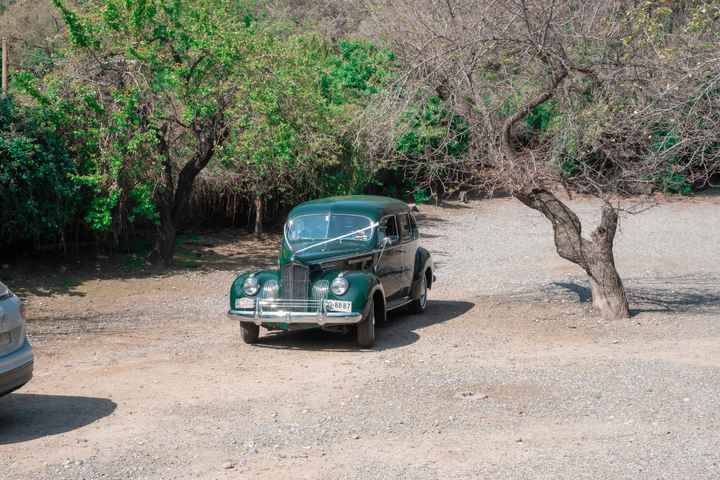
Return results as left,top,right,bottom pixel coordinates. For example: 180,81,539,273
254,194,263,237
515,189,630,319
504,69,629,319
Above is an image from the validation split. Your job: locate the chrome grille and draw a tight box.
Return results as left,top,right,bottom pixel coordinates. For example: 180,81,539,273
281,263,310,300
311,280,330,301
258,299,322,315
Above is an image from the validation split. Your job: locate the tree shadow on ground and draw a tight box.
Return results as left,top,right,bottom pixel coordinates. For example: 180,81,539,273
414,214,449,228
4,211,449,301
4,230,280,300
552,282,593,303
433,201,473,210
0,394,116,445
550,275,720,315
252,300,475,352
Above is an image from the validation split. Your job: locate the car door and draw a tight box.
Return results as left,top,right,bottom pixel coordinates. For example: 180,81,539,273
376,215,404,299
397,213,417,297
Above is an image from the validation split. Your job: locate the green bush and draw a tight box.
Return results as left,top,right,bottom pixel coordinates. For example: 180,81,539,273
396,96,469,159
0,97,89,248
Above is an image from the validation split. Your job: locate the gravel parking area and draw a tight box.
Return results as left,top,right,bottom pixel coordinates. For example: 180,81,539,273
1,195,719,479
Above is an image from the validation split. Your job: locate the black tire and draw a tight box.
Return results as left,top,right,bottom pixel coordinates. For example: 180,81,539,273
356,305,375,348
240,322,260,344
408,273,429,314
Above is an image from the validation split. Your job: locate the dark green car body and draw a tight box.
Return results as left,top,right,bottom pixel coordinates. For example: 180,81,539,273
227,196,434,347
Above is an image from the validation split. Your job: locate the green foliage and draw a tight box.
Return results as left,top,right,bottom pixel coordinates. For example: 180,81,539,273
501,90,561,136
226,34,394,203
412,188,433,204
652,129,693,195
0,97,88,247
321,41,395,104
658,170,693,194
651,129,680,153
129,185,159,224
1,1,399,253
317,154,382,196
228,32,340,195
48,0,263,244
51,0,97,48
391,95,470,199
526,100,559,133
85,189,119,232
396,96,469,159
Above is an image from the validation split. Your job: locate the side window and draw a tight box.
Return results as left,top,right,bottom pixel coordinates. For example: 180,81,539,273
379,216,399,244
398,214,412,241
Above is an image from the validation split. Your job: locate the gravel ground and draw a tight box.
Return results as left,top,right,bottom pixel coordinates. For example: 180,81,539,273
1,195,719,479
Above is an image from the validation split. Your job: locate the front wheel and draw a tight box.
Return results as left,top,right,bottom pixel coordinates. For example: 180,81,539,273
408,273,428,314
240,322,260,344
356,306,375,348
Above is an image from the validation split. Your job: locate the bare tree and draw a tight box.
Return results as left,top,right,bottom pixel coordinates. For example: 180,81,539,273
363,0,720,319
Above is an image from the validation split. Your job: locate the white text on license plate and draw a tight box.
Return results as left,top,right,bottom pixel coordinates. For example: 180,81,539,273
324,300,352,313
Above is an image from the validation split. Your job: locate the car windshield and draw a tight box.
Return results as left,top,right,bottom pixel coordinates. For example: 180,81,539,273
285,214,375,252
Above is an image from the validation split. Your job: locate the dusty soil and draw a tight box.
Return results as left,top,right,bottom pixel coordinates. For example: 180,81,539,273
1,196,719,479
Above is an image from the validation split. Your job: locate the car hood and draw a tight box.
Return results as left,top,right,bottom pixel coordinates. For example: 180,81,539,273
285,245,373,265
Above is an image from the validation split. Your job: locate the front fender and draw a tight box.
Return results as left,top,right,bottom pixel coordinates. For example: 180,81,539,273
318,270,384,315
229,270,280,308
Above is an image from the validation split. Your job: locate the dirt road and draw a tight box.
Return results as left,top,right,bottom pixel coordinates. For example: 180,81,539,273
2,197,719,479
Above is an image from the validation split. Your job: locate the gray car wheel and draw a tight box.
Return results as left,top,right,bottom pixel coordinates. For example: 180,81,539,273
240,322,260,344
356,305,375,348
408,273,428,314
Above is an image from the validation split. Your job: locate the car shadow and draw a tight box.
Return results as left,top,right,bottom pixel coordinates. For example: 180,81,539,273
252,300,475,352
0,394,116,445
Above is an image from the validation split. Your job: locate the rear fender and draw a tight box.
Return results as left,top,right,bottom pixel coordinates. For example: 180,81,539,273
410,247,433,298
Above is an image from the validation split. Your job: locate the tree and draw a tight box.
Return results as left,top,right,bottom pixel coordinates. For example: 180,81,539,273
52,0,262,266
221,36,395,235
366,0,720,319
225,32,345,236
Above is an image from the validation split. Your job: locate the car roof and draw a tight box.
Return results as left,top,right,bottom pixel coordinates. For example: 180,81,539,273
288,195,409,221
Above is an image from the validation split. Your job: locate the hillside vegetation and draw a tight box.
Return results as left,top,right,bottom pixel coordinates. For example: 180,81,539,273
0,0,718,262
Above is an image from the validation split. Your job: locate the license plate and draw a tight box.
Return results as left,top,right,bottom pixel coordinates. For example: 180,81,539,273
324,300,352,313
235,297,255,310
0,332,11,346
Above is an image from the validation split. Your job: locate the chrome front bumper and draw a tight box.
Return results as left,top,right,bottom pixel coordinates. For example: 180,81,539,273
227,298,363,326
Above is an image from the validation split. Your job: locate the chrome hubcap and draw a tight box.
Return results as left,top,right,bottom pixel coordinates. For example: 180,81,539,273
419,277,428,308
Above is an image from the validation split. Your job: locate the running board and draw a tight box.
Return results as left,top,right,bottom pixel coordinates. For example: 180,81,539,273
386,297,413,311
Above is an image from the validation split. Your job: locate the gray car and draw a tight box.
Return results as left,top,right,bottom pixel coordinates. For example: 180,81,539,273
0,280,33,396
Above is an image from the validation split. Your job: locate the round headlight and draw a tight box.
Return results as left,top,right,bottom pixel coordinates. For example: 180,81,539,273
261,279,279,298
330,276,349,296
242,276,260,296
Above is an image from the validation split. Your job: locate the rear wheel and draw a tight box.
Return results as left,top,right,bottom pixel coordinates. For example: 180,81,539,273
356,305,375,348
408,273,428,314
240,322,260,344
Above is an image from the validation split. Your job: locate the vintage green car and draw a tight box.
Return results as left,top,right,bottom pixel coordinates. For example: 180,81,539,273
227,195,434,347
